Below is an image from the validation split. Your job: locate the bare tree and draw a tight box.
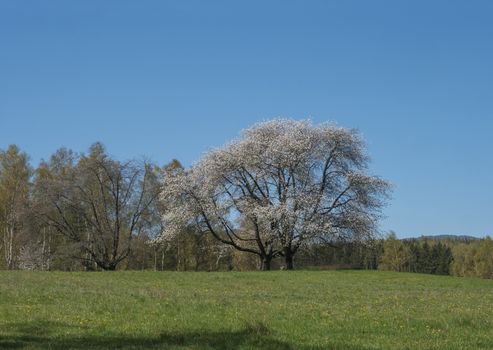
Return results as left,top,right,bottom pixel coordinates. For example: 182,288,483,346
37,143,161,270
160,119,391,270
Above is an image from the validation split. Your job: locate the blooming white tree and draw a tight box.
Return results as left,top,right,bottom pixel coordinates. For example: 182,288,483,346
160,119,391,270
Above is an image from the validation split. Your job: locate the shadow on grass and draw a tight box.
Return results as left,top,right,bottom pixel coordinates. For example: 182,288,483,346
0,320,374,350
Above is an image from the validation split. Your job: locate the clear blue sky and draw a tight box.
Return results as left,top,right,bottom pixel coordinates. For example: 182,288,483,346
1,1,492,238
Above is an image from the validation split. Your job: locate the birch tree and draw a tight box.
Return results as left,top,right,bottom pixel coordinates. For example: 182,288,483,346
160,119,391,270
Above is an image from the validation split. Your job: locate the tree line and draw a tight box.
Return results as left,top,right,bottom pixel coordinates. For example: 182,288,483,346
1,119,490,276
296,233,492,279
280,233,492,279
0,140,489,277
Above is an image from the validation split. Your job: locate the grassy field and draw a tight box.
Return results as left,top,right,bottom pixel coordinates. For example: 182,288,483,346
0,270,492,350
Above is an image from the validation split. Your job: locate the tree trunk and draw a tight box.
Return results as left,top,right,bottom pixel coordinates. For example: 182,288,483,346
260,256,272,271
215,254,221,271
153,247,157,271
282,245,296,270
284,251,294,270
7,226,14,269
41,228,47,271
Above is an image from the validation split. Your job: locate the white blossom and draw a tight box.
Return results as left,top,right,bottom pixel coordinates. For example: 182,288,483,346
159,118,391,269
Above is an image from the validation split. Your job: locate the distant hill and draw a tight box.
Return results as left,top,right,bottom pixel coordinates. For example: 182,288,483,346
403,235,481,241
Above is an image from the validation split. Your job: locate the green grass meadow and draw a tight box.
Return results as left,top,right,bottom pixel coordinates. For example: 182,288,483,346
1,270,492,349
